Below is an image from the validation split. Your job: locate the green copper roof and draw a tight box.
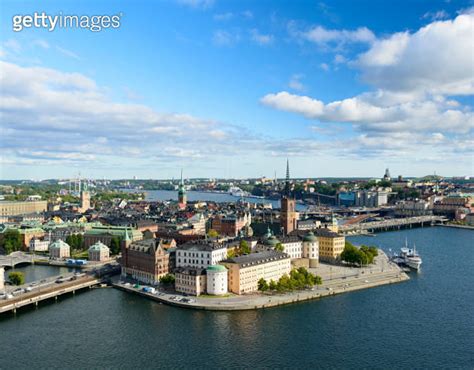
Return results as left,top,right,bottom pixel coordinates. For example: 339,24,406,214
303,231,317,242
207,265,227,272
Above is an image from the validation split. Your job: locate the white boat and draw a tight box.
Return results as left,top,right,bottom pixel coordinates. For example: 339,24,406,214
400,245,422,270
229,186,249,197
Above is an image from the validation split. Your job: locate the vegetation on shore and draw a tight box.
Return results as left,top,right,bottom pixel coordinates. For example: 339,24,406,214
0,229,23,254
258,267,322,293
341,241,378,266
8,271,25,286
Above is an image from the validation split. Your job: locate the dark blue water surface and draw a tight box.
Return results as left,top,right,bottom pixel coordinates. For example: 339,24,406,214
0,227,473,369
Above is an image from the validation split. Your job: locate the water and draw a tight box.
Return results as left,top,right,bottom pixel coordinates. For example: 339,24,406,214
3,264,78,284
1,227,473,369
131,189,307,211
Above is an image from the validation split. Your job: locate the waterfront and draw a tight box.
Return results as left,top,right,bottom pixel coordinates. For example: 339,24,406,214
135,189,308,211
1,227,472,368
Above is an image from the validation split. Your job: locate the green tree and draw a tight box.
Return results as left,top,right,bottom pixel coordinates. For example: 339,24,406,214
274,243,284,252
1,229,23,254
239,240,251,255
269,280,277,290
207,229,219,238
110,236,122,255
257,278,269,292
9,271,25,286
159,274,175,285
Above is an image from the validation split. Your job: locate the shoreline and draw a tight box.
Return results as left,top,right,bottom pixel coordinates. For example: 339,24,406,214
113,268,409,311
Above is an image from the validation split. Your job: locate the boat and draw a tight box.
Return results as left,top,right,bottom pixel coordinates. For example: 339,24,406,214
391,240,422,271
228,186,249,197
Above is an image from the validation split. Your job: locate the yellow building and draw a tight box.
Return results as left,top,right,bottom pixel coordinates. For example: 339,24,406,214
222,251,291,295
314,228,345,261
0,200,47,217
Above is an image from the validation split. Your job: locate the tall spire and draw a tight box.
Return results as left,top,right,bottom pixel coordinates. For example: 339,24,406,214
284,159,291,196
180,169,183,185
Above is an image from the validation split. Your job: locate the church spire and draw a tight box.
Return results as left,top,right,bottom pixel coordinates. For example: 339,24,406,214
284,159,291,196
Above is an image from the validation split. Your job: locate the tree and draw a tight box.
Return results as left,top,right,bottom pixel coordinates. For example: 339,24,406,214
269,280,277,290
239,240,250,255
207,229,219,238
110,236,122,255
1,229,23,254
274,243,284,252
257,278,269,292
159,274,175,285
9,271,25,286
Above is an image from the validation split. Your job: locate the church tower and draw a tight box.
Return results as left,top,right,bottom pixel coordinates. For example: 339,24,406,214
280,160,298,235
79,181,91,213
178,169,187,210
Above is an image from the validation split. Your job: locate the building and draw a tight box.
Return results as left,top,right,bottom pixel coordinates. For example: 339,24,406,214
211,212,251,237
0,227,46,250
121,238,170,285
78,186,91,213
188,213,206,235
279,235,302,259
314,228,345,262
0,266,4,292
176,240,228,269
49,240,71,259
222,250,291,295
175,267,206,296
433,196,473,218
281,160,298,235
465,213,474,226
84,226,142,248
0,200,47,217
206,265,228,295
29,237,50,252
354,190,389,208
178,170,187,210
302,231,319,268
395,200,432,217
88,241,110,262
383,168,391,181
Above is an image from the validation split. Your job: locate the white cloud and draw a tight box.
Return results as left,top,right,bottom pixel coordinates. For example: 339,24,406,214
213,30,240,46
300,25,375,46
0,61,243,167
213,12,233,21
33,39,50,49
56,46,80,60
250,29,274,45
177,0,214,9
356,13,474,96
422,10,449,21
319,63,330,71
288,74,305,91
3,39,21,53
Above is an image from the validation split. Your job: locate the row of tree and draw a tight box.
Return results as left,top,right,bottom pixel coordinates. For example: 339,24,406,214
227,240,251,258
341,241,378,266
65,234,84,251
258,267,322,293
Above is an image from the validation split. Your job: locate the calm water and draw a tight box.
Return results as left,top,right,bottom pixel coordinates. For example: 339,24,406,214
1,227,473,369
135,189,307,211
3,264,78,284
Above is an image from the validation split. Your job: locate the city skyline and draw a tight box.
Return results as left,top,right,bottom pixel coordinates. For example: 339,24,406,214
1,0,473,179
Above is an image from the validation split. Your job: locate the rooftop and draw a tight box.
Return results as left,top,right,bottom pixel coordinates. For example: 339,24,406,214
223,250,289,268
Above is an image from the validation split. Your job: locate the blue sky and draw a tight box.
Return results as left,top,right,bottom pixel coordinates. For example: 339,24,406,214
0,0,473,180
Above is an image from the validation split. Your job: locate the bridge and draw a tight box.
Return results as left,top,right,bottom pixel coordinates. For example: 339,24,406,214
0,251,34,268
340,216,448,234
0,275,101,314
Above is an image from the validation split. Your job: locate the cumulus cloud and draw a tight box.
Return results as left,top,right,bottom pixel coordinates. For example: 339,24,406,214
213,30,240,46
262,12,474,164
355,13,474,96
0,61,240,168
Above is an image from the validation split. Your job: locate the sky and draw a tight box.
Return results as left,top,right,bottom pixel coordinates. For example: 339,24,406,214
0,0,473,180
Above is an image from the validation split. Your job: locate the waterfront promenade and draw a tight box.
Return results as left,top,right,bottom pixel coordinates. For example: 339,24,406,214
114,251,409,311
